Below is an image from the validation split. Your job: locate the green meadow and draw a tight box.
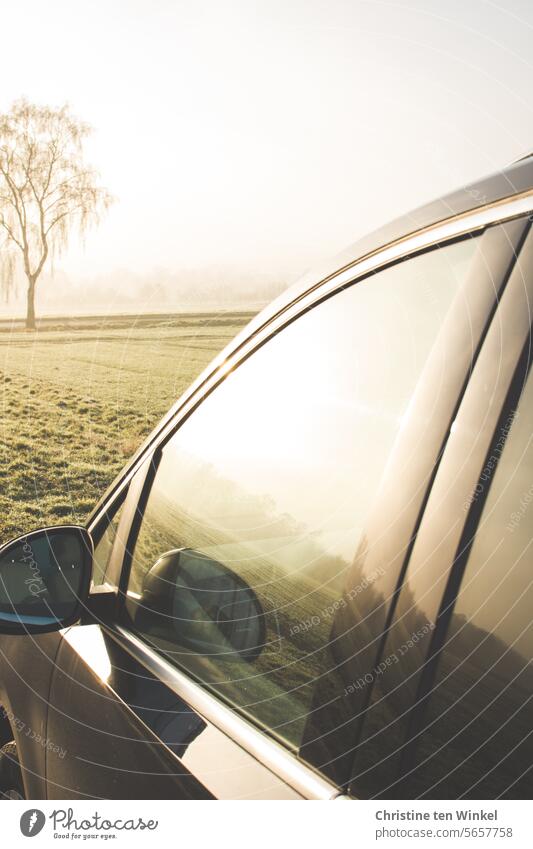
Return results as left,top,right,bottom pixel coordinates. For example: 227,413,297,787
0,312,254,544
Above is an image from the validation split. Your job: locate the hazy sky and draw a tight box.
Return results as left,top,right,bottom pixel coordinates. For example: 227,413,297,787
1,0,533,287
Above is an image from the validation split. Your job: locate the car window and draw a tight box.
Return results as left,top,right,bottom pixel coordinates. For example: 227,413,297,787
121,236,482,785
91,491,127,586
384,363,533,799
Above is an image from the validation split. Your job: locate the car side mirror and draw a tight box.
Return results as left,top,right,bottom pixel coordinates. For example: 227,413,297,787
137,548,267,662
0,526,93,635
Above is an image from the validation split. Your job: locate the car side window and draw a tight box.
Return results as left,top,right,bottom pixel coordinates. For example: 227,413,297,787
388,364,533,799
121,236,482,785
91,490,127,586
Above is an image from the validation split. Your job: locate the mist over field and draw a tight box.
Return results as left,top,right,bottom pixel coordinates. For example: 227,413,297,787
0,267,291,318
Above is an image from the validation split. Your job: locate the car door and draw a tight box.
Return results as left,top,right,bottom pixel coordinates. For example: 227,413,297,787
44,213,530,800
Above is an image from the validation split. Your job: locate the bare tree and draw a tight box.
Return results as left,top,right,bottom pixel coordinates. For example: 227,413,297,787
0,99,112,329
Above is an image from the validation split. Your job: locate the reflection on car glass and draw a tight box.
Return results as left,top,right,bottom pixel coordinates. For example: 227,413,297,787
124,237,482,786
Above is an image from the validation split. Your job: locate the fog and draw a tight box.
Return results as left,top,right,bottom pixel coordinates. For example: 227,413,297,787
0,267,290,317
1,0,533,315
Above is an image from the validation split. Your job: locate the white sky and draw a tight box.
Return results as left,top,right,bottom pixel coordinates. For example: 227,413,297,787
1,0,533,285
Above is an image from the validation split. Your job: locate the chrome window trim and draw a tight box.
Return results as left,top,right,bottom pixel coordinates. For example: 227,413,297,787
87,190,533,540
109,624,341,800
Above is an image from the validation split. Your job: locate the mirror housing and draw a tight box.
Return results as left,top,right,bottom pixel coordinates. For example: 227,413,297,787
0,526,93,635
137,548,266,662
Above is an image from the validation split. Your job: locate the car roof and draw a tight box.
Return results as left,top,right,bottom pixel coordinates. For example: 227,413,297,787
249,154,533,338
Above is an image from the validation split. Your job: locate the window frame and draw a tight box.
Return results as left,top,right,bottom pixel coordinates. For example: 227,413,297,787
90,483,129,587
84,201,533,798
113,222,529,614
86,193,533,545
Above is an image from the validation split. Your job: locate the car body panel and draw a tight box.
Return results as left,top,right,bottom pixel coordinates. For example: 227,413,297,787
45,624,313,799
0,632,63,798
1,158,533,800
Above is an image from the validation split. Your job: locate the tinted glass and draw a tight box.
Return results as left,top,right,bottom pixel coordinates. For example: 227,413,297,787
395,365,533,798
123,238,479,783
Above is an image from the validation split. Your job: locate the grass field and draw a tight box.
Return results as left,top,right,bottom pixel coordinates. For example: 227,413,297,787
0,311,254,544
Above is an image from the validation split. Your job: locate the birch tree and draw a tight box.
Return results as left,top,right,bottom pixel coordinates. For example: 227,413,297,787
0,99,112,328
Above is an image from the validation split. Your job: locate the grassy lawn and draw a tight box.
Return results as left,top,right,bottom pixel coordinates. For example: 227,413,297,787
0,311,254,544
